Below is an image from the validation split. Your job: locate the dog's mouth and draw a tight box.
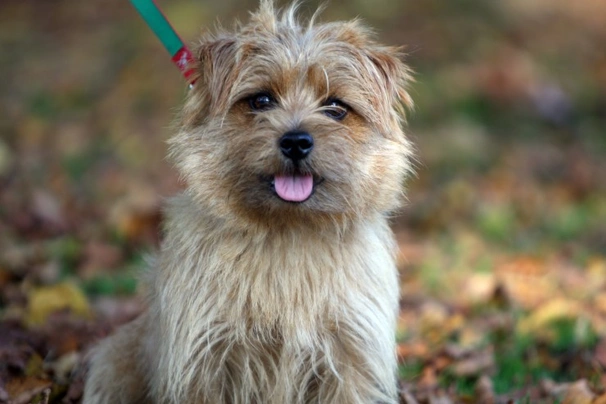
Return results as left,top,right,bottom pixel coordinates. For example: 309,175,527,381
273,174,313,202
264,174,323,203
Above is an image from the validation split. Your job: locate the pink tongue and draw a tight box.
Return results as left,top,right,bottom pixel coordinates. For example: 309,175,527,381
274,174,314,202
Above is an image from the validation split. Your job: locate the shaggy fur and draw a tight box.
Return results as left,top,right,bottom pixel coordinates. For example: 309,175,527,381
84,1,413,403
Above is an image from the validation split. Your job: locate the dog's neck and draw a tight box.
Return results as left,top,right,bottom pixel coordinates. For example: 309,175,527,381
150,192,397,337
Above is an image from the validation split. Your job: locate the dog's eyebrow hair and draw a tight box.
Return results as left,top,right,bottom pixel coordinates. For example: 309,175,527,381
322,66,330,101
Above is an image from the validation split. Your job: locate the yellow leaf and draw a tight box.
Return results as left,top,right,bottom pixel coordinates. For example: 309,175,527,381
517,298,583,336
26,282,90,325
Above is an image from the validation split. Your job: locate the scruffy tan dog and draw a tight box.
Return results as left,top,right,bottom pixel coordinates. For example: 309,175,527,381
84,1,413,403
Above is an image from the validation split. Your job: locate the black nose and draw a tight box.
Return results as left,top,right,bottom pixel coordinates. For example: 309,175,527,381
279,131,314,161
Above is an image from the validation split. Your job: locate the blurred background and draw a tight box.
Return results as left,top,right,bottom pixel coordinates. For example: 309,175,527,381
0,0,605,402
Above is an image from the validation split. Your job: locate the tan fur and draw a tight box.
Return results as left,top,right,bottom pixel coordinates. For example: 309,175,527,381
84,2,413,403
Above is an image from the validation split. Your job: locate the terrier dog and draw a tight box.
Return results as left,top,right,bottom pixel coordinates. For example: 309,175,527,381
84,1,413,403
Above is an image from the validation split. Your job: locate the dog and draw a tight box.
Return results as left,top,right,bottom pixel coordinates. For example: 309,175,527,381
83,1,413,403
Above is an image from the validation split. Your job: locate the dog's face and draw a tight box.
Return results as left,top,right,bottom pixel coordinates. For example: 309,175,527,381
170,2,413,227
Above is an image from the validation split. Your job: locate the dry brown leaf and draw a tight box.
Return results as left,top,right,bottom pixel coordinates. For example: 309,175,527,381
5,376,52,404
496,257,556,309
418,365,439,389
397,342,429,361
560,379,595,404
450,348,495,377
433,354,453,372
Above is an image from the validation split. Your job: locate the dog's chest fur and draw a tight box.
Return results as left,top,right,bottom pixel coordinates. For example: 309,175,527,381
144,193,400,402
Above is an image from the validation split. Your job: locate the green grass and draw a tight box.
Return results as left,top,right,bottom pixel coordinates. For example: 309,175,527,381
475,203,517,243
81,271,138,296
491,317,599,394
398,360,424,381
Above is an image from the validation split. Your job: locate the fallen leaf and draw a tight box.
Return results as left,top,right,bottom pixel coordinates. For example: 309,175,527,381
397,342,429,361
418,365,439,389
5,376,51,404
560,379,595,404
496,257,555,309
450,348,495,377
26,282,91,326
517,298,584,337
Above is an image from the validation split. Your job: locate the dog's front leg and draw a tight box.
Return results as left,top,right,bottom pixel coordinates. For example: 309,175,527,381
83,315,150,404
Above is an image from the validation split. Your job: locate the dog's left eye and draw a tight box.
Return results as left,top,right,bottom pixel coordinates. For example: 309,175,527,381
322,99,348,120
249,93,276,111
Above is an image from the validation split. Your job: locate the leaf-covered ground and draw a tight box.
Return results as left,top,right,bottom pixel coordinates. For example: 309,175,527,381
1,0,605,403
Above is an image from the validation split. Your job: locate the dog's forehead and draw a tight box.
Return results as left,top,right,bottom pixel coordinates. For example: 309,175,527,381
236,29,372,95
250,23,363,65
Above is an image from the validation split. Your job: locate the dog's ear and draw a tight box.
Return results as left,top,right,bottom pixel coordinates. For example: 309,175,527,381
366,46,414,115
335,22,413,117
191,36,239,116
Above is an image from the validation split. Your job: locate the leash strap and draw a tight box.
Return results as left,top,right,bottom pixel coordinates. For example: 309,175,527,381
130,0,196,85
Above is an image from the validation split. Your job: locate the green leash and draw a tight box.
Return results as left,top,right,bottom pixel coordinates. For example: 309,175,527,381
130,0,196,85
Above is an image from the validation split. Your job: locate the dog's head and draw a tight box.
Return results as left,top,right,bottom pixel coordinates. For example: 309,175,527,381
170,1,414,227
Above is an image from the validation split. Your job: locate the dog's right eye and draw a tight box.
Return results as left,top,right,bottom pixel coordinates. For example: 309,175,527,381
249,93,276,111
